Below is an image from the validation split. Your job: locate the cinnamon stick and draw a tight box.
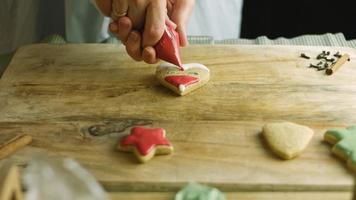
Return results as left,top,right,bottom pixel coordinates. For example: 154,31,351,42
353,174,356,200
0,134,32,160
325,54,350,75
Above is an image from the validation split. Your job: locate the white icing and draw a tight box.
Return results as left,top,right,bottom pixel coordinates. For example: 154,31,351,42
158,62,178,69
179,84,186,92
181,63,210,72
158,62,210,72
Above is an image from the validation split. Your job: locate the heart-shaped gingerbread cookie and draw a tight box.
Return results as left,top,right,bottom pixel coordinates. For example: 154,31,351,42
263,122,314,160
156,63,210,96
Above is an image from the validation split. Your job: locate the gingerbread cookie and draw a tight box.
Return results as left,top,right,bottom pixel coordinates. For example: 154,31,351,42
156,63,210,96
263,122,314,160
118,127,173,163
324,125,356,171
175,182,226,200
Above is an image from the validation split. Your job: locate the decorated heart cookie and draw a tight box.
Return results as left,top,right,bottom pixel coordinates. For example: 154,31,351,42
118,126,173,163
156,63,210,96
324,125,356,172
263,122,314,160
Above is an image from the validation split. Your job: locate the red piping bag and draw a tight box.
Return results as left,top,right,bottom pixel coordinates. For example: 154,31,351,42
154,21,183,70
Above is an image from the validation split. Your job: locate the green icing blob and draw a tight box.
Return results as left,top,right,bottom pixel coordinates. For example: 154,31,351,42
325,125,356,165
175,183,226,200
188,72,199,75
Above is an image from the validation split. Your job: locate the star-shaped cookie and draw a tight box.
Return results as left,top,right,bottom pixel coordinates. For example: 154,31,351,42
118,127,173,163
324,125,356,171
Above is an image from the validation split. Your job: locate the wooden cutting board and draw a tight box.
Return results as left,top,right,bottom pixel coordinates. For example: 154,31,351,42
0,44,356,196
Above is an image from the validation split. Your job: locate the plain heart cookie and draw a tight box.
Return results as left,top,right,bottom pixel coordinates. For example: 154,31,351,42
156,63,210,96
263,122,314,160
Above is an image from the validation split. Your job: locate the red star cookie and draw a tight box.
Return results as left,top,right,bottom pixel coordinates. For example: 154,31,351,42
118,127,173,163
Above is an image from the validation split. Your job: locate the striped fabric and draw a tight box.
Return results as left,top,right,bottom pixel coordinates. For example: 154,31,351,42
190,33,356,48
105,33,356,48
41,34,66,44
105,32,356,48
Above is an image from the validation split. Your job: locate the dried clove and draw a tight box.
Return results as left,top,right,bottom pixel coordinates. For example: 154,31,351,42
309,64,319,69
324,57,335,62
334,52,342,58
300,53,310,59
305,51,350,73
309,63,326,71
317,52,327,60
316,55,324,60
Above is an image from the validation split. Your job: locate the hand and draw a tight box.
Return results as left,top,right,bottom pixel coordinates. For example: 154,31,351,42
95,0,195,64
111,0,167,64
167,0,195,47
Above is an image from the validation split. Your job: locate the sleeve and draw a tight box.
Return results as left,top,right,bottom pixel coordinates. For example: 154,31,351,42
91,0,101,13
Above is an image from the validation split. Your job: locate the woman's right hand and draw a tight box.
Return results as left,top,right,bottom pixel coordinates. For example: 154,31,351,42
95,0,195,64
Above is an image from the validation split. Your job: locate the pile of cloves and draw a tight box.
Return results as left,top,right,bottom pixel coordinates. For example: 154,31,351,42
300,51,350,72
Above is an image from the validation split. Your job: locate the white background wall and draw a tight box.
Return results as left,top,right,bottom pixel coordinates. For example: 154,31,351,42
187,0,243,40
0,0,244,54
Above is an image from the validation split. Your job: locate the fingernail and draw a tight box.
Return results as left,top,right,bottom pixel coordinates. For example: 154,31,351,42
109,23,118,32
128,32,139,42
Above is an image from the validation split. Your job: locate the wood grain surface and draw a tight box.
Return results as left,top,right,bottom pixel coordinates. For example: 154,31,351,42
109,191,352,200
0,44,356,196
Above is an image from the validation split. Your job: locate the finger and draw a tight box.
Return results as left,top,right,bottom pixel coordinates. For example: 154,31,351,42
165,15,177,30
117,17,132,44
111,0,129,20
109,22,118,34
94,0,112,16
126,31,142,61
142,46,158,64
142,0,166,47
177,25,188,47
171,0,195,46
167,0,173,13
109,17,132,44
127,0,148,30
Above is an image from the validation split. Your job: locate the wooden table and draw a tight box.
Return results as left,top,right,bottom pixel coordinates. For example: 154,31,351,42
0,44,356,199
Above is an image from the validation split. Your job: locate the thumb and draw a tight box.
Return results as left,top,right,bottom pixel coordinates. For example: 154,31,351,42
170,0,195,47
94,0,112,17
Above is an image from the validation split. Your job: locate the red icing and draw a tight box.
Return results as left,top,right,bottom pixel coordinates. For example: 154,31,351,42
154,21,183,70
121,127,172,156
165,75,199,88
